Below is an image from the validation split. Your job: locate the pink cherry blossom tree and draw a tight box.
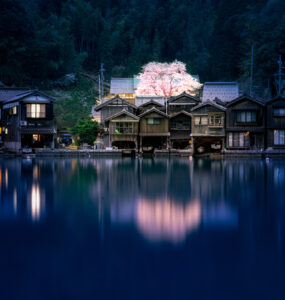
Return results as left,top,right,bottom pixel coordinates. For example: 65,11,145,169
135,60,202,97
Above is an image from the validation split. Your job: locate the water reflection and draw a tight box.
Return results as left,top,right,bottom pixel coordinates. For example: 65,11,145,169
137,199,201,243
0,157,285,244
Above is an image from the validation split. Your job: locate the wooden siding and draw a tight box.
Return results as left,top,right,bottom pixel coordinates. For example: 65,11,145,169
139,112,169,135
192,106,225,136
101,106,136,122
266,98,285,148
226,99,265,131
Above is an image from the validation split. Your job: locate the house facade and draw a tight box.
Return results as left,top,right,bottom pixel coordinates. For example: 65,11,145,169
191,101,226,153
138,107,169,152
104,110,139,149
168,92,200,114
0,88,56,152
226,95,265,150
169,111,192,149
266,96,285,149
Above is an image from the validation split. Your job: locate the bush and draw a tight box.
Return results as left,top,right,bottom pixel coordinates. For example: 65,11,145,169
71,118,98,146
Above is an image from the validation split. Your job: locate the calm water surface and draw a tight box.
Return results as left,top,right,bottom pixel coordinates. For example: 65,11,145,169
0,157,285,299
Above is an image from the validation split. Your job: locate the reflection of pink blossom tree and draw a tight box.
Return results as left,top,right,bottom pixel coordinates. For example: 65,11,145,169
136,60,202,97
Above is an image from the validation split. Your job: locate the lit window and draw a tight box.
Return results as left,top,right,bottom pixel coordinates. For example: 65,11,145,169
228,132,250,147
26,104,46,118
147,118,161,125
236,111,256,123
274,130,285,145
9,106,17,115
273,108,285,116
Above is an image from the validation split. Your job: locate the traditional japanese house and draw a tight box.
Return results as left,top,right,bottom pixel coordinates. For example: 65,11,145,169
138,107,169,152
226,95,265,150
138,100,165,115
167,92,200,114
104,109,139,149
169,111,192,149
202,82,239,103
0,88,56,151
108,78,138,104
191,101,226,153
265,96,285,149
95,95,137,124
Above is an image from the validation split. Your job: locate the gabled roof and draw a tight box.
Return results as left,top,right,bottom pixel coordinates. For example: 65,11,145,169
3,89,55,103
191,100,226,112
169,110,192,119
139,99,164,107
104,109,139,122
138,107,169,118
110,78,135,94
168,91,200,104
265,95,285,104
95,95,137,111
226,94,265,107
202,82,239,102
0,87,30,102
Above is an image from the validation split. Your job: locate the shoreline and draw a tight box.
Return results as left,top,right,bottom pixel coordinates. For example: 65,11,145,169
0,148,285,158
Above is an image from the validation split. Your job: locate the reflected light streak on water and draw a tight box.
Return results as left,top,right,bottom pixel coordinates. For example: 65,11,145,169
137,199,201,243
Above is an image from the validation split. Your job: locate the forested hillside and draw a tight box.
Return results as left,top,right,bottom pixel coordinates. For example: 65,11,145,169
1,0,285,94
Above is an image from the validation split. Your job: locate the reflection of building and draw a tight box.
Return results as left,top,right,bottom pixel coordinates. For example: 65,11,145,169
0,158,54,222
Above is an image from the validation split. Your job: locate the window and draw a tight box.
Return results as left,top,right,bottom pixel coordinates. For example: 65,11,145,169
26,104,46,118
236,111,256,123
209,114,222,126
9,106,17,116
274,130,285,145
228,132,250,147
114,122,134,134
273,108,285,116
194,116,208,125
147,118,161,125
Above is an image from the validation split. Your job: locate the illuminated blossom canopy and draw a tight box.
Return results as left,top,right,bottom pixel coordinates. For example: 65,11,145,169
135,60,202,97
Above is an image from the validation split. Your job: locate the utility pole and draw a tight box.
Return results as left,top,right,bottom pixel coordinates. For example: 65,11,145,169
98,73,101,102
274,55,285,96
100,63,104,102
249,45,254,97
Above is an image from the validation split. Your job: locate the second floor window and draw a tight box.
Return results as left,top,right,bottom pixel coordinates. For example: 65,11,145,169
194,116,208,125
26,104,46,118
209,115,222,126
147,118,161,125
236,111,257,123
273,108,285,116
114,122,134,134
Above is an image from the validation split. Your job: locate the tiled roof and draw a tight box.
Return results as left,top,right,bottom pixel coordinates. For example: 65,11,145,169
0,88,30,102
191,100,226,111
202,82,239,103
20,127,56,134
110,78,134,94
0,88,55,103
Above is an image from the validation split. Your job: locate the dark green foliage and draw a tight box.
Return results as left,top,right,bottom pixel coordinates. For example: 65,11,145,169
70,118,98,145
1,0,285,96
54,76,98,130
